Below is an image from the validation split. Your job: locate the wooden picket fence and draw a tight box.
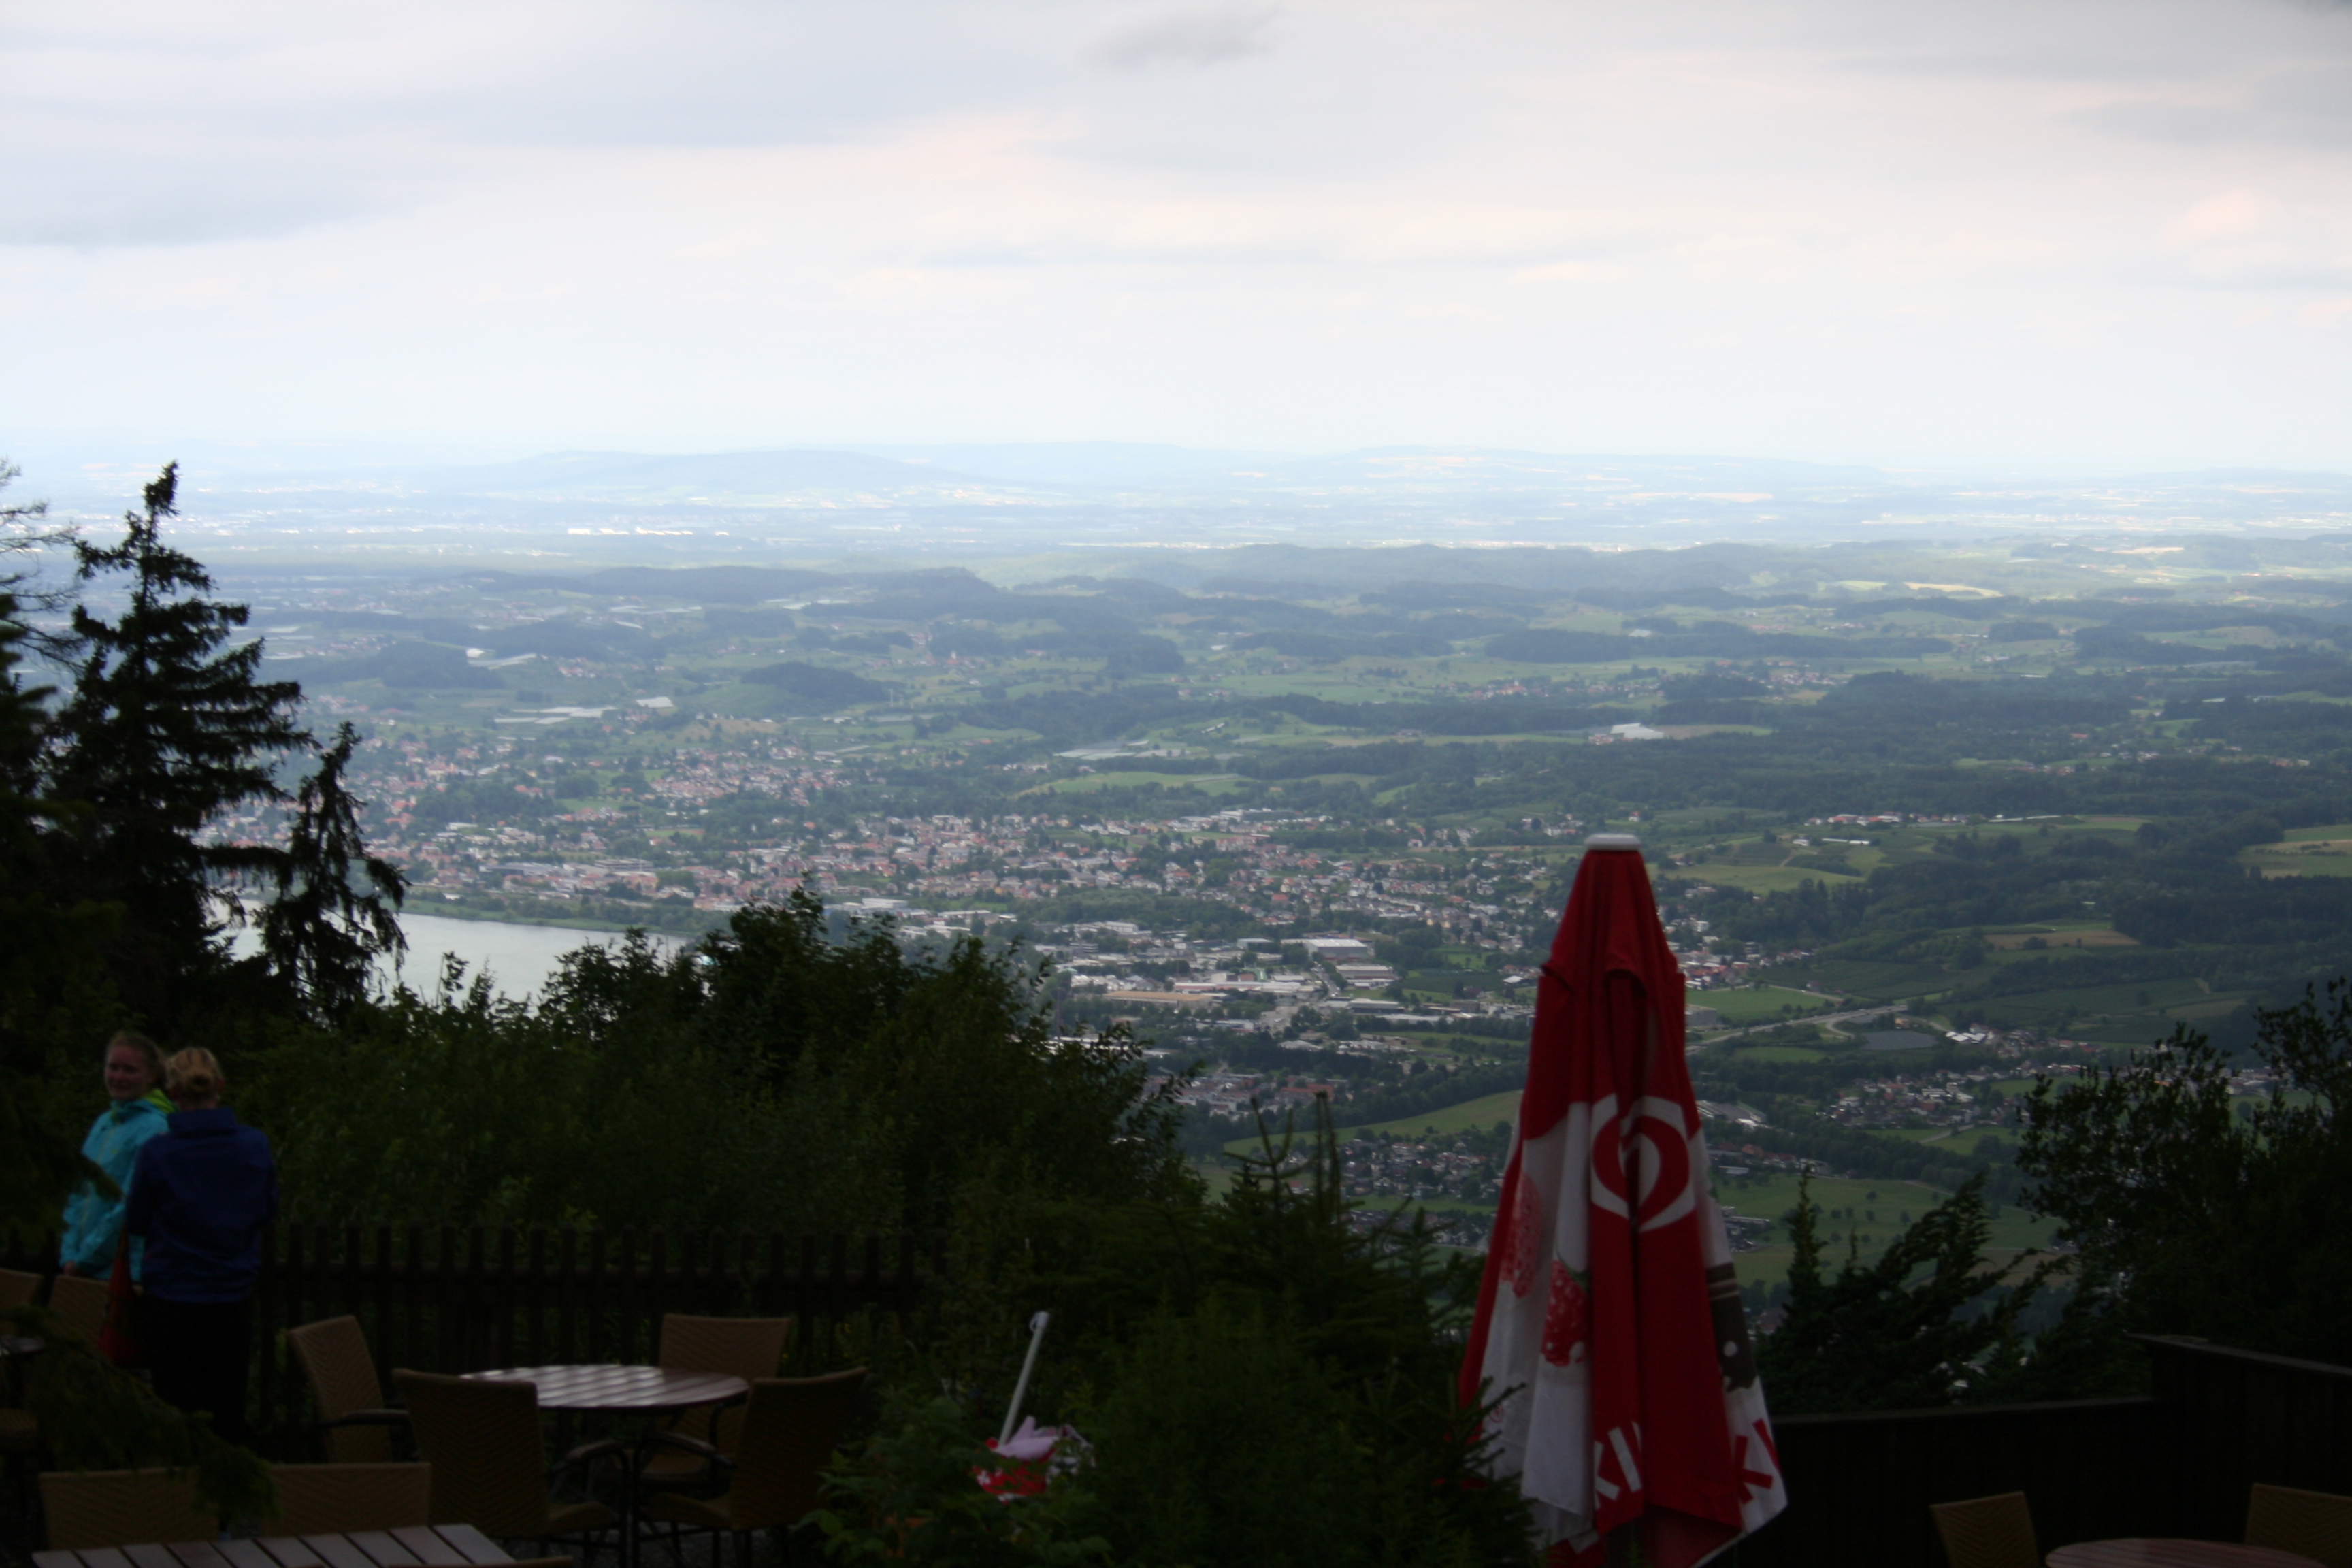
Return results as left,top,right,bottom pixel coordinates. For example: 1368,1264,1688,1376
3,1222,940,1454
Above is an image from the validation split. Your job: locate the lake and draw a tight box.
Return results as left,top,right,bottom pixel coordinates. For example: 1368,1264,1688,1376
383,913,683,998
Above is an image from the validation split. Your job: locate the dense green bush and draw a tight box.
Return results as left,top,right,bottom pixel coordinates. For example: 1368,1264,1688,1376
250,896,1192,1235
832,1117,1537,1568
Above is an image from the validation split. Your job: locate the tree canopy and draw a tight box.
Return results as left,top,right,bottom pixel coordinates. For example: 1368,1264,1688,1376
2020,985,2352,1365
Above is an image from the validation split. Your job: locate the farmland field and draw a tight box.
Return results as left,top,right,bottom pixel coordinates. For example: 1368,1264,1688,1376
1714,1170,2055,1288
1698,985,1836,1024
1688,864,1865,895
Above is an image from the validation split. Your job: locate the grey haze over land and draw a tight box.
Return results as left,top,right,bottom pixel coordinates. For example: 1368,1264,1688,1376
14,444,2352,572
3,1,2350,470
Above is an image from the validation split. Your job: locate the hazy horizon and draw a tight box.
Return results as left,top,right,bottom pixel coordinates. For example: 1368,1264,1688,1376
11,437,2352,570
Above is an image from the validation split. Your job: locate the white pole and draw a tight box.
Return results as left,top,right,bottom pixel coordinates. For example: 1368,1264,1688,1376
999,1311,1051,1446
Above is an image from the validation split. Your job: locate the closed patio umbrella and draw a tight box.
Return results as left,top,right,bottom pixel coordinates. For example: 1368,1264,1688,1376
1460,835,1786,1567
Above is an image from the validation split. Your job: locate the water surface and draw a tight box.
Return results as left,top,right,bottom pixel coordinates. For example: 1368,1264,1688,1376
385,913,683,998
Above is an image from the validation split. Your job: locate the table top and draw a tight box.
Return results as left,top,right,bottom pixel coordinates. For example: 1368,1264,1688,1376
2048,1541,2323,1568
463,1363,748,1413
35,1523,511,1568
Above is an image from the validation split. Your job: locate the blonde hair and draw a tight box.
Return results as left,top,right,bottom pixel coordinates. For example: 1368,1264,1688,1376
164,1047,224,1100
106,1030,165,1083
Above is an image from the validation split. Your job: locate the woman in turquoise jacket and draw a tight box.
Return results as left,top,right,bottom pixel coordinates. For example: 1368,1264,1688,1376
59,1032,174,1278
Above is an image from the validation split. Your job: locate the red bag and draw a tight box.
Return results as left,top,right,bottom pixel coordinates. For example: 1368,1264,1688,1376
100,1232,146,1368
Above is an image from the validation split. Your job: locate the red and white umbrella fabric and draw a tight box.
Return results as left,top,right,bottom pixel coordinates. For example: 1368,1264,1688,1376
1459,836,1786,1567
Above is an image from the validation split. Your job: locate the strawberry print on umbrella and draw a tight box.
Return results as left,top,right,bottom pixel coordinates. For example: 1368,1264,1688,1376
1542,1262,1590,1368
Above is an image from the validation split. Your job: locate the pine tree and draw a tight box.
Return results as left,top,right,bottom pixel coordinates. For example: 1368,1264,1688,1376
0,459,114,1226
45,463,306,1025
1755,1171,2046,1412
259,722,407,1023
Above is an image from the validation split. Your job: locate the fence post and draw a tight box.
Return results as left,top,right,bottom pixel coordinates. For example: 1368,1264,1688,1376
373,1224,393,1373
861,1234,883,1344
526,1226,547,1367
435,1226,457,1372
618,1228,638,1365
588,1228,609,1363
559,1227,579,1365
496,1226,517,1368
736,1230,754,1321
465,1225,487,1370
403,1224,423,1373
798,1235,818,1370
341,1221,362,1337
649,1228,668,1356
827,1234,847,1366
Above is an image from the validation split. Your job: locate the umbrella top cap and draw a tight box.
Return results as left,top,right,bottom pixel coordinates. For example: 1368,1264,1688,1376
1584,833,1644,851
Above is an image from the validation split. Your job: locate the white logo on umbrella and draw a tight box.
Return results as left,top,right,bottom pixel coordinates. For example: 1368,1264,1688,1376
1590,1095,1698,1235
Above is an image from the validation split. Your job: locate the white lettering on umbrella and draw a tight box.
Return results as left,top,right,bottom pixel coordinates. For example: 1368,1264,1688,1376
1594,1423,1645,1502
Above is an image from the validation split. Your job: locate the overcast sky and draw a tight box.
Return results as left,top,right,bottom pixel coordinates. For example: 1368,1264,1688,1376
3,0,2349,470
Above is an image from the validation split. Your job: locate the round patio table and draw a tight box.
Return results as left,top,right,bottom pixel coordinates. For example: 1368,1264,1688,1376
463,1364,747,1413
466,1365,749,1568
2047,1542,2322,1568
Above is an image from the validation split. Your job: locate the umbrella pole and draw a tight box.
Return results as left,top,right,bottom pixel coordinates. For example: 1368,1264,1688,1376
999,1311,1051,1446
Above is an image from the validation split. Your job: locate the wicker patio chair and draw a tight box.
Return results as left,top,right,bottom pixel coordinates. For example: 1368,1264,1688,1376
1,1286,35,1487
39,1468,216,1550
393,1369,619,1559
266,1462,434,1535
641,1369,868,1568
641,1314,794,1486
46,1275,108,1345
286,1315,410,1462
1929,1491,2039,1568
2247,1482,2352,1568
0,1267,39,1309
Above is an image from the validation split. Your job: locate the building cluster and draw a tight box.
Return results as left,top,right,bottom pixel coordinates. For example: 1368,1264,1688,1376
1818,1064,2044,1131
1164,1072,1349,1116
1338,1137,1505,1208
319,724,1578,949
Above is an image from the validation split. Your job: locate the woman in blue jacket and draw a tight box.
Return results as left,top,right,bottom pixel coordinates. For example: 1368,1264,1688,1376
59,1032,174,1278
127,1048,278,1444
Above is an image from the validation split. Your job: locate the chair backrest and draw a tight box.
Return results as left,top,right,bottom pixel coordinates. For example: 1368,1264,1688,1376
0,1267,39,1309
286,1316,394,1463
657,1315,794,1452
267,1463,433,1536
47,1274,110,1343
659,1314,794,1379
2247,1482,2352,1568
39,1469,217,1550
1930,1492,2039,1568
393,1369,552,1539
725,1369,870,1531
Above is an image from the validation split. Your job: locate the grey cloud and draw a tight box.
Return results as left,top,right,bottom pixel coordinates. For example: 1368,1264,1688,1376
2064,100,2257,145
0,201,345,248
0,129,395,246
2065,82,2352,150
1083,5,1278,69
